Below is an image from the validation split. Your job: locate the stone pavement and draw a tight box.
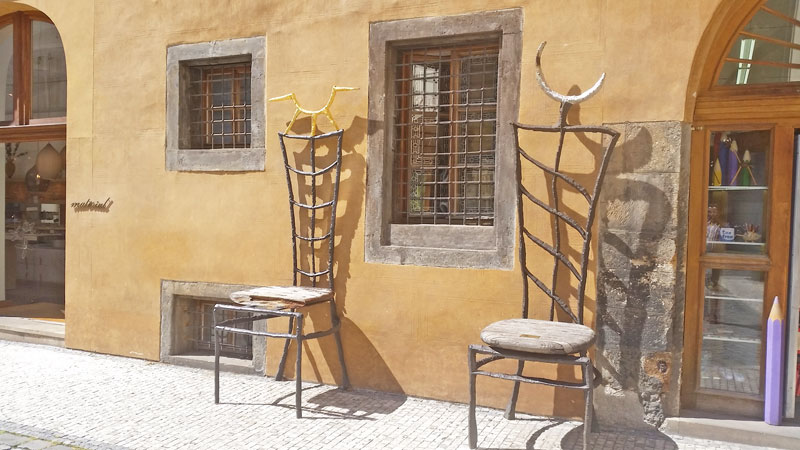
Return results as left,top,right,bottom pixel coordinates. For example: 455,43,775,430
0,431,82,450
0,340,778,450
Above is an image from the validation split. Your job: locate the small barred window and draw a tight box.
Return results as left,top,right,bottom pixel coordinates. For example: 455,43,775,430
188,63,252,149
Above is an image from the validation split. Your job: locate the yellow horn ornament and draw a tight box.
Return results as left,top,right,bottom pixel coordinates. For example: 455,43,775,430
269,86,358,135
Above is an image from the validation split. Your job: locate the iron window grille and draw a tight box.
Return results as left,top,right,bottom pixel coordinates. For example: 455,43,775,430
392,40,500,226
187,62,252,150
189,300,252,359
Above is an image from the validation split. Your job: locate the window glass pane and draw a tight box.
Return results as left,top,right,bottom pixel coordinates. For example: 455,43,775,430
701,268,764,394
187,63,251,149
0,24,12,122
706,130,769,255
717,0,800,85
392,40,500,226
31,20,66,120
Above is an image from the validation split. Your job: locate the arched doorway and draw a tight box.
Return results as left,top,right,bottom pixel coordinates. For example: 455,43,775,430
684,0,800,418
0,9,66,336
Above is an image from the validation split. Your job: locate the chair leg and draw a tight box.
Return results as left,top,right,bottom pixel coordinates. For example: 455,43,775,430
213,308,220,404
276,315,295,382
503,360,525,420
329,299,350,389
295,314,304,419
582,358,594,450
468,346,478,449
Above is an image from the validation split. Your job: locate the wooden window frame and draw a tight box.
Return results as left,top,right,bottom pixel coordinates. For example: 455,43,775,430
393,42,499,226
0,11,66,143
192,63,251,150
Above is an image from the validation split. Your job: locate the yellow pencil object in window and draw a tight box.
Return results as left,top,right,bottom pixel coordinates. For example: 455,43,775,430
269,86,358,136
712,159,722,186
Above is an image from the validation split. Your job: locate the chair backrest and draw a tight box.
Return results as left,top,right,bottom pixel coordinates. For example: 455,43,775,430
513,103,618,325
278,129,344,290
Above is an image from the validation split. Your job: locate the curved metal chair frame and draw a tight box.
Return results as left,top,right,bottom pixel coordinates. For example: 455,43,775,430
213,129,350,418
467,71,619,448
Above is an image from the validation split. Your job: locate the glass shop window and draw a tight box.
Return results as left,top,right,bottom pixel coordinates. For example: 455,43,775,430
0,13,66,126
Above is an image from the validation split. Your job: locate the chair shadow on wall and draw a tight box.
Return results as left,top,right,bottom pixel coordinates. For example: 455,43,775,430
501,85,675,448
267,114,405,417
554,87,675,432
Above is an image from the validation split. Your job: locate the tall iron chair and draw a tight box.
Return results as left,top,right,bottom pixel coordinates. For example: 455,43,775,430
467,42,619,450
213,128,350,418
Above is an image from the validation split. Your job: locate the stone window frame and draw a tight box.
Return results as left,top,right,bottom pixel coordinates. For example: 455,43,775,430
365,9,522,269
166,36,266,172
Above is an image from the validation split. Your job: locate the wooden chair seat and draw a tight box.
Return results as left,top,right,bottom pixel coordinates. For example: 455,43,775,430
480,318,595,355
230,286,333,309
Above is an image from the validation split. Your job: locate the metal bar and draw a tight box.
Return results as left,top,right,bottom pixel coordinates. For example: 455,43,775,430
518,148,591,202
513,122,613,134
285,160,338,177
513,125,530,320
504,360,524,420
330,298,350,388
295,314,304,418
519,185,587,238
278,129,342,140
290,199,335,210
295,268,330,278
549,102,570,321
469,344,590,364
468,346,478,449
475,354,505,369
279,133,300,287
473,370,590,389
276,316,294,382
213,326,295,339
216,314,284,327
214,306,220,404
214,304,299,317
310,135,317,287
294,233,331,242
583,358,594,449
579,130,619,323
522,228,581,279
524,270,579,323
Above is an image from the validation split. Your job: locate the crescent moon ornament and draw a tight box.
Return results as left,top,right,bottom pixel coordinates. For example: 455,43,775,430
269,86,358,135
535,41,605,105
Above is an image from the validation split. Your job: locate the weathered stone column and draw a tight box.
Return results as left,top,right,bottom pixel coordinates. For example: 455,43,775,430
594,121,691,429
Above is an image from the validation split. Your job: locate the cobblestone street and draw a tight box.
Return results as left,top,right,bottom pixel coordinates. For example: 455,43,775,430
0,341,779,449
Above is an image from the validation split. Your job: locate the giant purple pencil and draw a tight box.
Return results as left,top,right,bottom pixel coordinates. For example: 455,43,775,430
765,296,784,425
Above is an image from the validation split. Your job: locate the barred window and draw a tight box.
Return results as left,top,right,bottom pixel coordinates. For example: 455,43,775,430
188,63,252,149
392,40,499,226
190,300,252,359
166,36,265,172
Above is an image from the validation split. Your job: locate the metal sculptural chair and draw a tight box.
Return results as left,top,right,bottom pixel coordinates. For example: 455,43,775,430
467,42,619,450
213,88,355,418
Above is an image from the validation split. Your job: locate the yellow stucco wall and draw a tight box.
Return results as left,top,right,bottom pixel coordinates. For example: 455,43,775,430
7,0,723,417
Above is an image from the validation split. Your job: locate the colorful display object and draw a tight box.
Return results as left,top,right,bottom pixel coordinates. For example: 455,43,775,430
765,296,784,425
739,149,757,186
268,86,358,135
712,159,722,186
717,137,730,185
726,139,739,185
